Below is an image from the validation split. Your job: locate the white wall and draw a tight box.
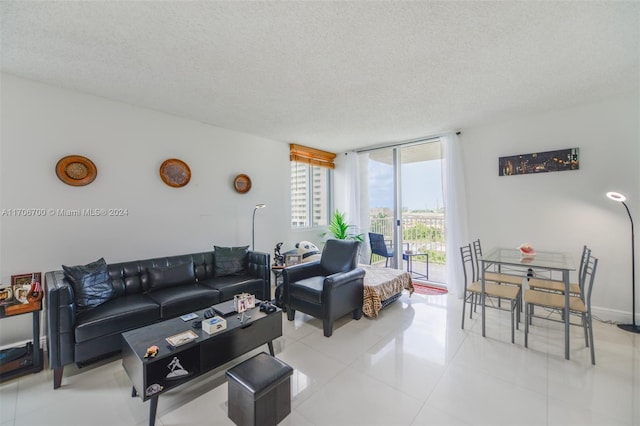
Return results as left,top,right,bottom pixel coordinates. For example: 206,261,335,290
0,74,291,346
462,96,639,322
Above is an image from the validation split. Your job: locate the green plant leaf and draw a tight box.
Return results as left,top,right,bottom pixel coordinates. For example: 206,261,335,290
324,210,363,241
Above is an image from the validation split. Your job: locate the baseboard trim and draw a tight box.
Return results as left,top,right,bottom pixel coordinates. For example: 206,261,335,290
591,306,632,324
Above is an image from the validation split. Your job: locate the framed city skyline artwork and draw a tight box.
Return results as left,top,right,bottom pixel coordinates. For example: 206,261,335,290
499,148,579,176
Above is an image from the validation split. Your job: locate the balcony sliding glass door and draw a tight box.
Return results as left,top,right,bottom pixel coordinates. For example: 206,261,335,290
365,140,446,284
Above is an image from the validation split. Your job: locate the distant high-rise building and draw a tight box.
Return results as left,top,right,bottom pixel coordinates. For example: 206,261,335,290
291,162,329,228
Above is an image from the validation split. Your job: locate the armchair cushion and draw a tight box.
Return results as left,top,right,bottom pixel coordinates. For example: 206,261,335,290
287,276,325,304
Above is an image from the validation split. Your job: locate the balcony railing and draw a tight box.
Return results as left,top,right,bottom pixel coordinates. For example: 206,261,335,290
369,214,446,279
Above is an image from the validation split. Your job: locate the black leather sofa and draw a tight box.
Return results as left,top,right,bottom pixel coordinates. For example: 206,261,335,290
45,249,270,389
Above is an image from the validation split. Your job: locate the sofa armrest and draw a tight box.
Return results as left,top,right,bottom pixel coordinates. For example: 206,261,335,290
247,250,270,299
44,271,77,371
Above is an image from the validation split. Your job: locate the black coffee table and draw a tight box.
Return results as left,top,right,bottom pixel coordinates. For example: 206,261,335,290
122,302,282,426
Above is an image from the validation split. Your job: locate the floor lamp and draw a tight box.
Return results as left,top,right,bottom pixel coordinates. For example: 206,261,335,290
252,203,266,251
607,191,639,333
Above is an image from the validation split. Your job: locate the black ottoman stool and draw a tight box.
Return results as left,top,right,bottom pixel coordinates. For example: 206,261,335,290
226,352,294,426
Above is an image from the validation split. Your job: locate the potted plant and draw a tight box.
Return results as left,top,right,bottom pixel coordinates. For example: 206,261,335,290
324,210,363,241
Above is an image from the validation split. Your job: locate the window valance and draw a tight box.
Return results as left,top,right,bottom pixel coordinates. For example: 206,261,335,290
290,144,336,169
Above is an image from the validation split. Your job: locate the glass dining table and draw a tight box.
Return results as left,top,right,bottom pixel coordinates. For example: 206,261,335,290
480,248,576,359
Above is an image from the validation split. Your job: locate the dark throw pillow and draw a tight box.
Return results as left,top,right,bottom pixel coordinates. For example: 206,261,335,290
62,257,114,313
147,261,195,291
214,245,249,277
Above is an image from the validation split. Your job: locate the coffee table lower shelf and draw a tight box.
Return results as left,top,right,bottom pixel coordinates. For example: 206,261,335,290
122,303,282,426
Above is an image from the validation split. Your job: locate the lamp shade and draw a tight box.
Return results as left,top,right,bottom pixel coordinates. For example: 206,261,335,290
606,191,627,202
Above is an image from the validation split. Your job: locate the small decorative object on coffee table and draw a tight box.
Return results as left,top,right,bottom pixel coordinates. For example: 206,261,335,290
234,293,255,323
145,384,163,397
166,357,190,380
234,293,255,310
165,330,198,348
202,316,227,334
144,345,159,359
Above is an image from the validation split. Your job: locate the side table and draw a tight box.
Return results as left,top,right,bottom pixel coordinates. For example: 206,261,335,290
403,252,429,280
0,298,44,381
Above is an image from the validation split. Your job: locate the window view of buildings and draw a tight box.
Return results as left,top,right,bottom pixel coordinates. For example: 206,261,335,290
290,162,330,228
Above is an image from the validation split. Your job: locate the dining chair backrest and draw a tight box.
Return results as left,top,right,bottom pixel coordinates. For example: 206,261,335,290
472,239,483,275
576,245,591,294
369,233,393,258
460,244,476,288
582,254,598,310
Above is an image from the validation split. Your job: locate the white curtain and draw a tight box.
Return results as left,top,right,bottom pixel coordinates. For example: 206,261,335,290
442,133,469,298
343,152,361,229
344,151,364,260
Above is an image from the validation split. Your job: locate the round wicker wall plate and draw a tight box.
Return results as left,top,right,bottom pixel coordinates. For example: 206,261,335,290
160,158,191,187
233,174,251,193
55,155,97,186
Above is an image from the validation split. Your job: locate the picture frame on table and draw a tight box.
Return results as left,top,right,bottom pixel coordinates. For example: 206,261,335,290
285,254,302,267
11,272,40,304
233,293,255,313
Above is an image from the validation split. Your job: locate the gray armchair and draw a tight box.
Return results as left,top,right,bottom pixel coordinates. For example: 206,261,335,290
282,239,365,337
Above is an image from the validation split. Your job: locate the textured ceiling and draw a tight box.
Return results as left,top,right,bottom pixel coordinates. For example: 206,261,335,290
1,1,638,152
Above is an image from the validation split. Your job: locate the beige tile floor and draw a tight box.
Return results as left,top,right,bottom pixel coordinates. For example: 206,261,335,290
1,291,639,425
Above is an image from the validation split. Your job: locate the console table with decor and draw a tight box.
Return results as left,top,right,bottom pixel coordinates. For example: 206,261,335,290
0,297,44,381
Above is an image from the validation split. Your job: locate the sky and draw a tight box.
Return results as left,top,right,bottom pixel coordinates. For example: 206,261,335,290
368,158,443,211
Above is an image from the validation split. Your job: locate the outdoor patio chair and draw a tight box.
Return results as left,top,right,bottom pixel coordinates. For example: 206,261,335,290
368,232,394,267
